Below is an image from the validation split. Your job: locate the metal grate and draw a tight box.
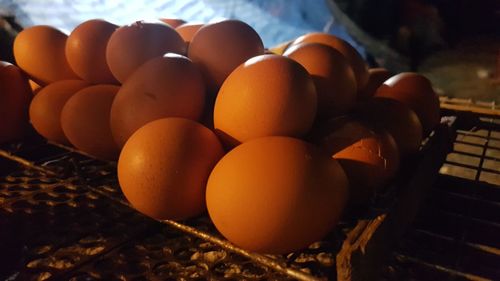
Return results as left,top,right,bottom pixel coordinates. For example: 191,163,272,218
0,132,357,281
384,105,500,281
0,118,454,281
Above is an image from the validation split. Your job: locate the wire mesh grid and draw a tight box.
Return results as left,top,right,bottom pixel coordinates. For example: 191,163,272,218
0,131,366,281
0,122,453,281
0,107,469,281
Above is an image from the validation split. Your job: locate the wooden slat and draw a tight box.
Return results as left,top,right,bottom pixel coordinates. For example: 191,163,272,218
440,103,500,118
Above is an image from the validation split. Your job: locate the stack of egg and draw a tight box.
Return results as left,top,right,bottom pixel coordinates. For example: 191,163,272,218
0,17,440,254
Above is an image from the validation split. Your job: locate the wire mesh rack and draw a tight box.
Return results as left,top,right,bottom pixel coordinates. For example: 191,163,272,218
1,97,496,281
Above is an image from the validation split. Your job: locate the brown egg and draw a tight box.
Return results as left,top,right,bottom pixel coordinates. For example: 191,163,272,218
354,97,423,157
375,72,440,135
29,80,42,95
357,68,391,101
13,25,79,85
310,116,371,152
290,32,369,90
66,19,119,84
188,19,264,94
106,20,185,83
29,80,90,144
214,55,317,147
175,23,203,45
0,61,32,143
61,85,120,160
159,18,186,28
110,53,206,148
206,136,348,254
118,118,224,220
315,117,399,203
284,42,357,118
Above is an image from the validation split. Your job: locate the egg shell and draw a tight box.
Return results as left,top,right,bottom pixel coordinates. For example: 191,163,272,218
0,61,32,143
354,97,423,157
188,19,264,94
61,84,120,160
284,42,357,118
106,20,186,83
66,19,119,84
29,80,42,95
315,118,399,203
357,68,391,101
110,53,206,148
305,115,337,143
311,116,372,152
118,117,224,220
13,25,79,85
375,72,440,135
159,18,186,28
214,54,317,147
206,136,348,254
29,80,91,144
175,23,204,44
290,32,369,90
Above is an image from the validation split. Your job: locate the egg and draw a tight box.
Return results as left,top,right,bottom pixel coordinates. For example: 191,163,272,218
175,23,204,45
357,68,391,101
29,80,42,95
310,116,371,152
206,136,348,254
61,85,120,160
290,32,369,90
118,117,224,220
106,20,185,83
159,18,186,28
188,19,264,94
0,61,32,143
284,42,357,118
375,72,440,135
13,25,78,85
29,80,90,144
66,19,119,84
314,117,399,203
354,97,423,157
110,53,206,148
214,55,317,147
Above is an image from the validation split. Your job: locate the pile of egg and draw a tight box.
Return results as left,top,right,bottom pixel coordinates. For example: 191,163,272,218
0,18,440,254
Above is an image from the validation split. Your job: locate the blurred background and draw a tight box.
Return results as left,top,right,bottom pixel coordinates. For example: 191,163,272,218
1,0,499,102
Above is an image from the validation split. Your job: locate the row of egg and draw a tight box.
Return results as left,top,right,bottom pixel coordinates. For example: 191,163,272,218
1,18,440,254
